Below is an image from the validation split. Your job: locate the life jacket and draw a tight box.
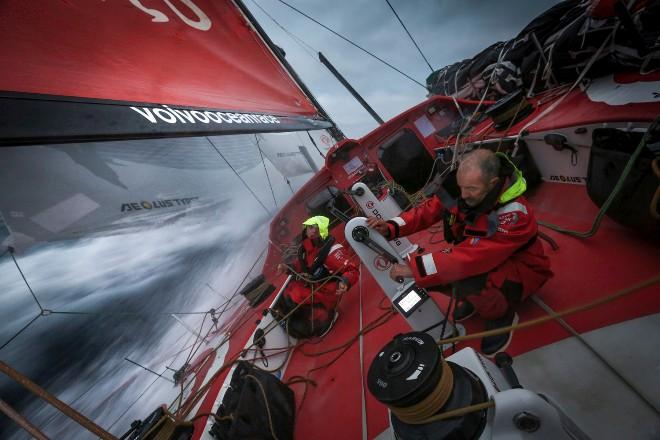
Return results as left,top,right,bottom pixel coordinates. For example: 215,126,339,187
297,235,336,282
437,153,528,245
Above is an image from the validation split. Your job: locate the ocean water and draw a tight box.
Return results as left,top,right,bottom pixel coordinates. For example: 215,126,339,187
0,131,327,438
0,200,271,439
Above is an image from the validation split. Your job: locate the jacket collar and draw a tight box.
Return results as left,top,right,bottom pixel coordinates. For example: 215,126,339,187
458,153,527,221
496,152,526,204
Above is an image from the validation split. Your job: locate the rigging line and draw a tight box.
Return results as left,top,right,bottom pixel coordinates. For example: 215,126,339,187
306,131,326,158
162,339,202,367
358,264,368,440
251,0,318,60
512,24,617,154
156,251,268,412
275,0,426,89
218,292,257,334
69,361,123,408
205,137,272,215
285,176,295,194
9,250,44,312
212,246,267,318
107,374,162,431
38,356,126,434
384,0,434,72
173,313,210,347
213,290,252,331
184,301,329,417
254,134,278,210
124,358,175,384
214,283,249,323
186,248,366,396
530,295,659,414
177,253,363,416
182,313,211,370
208,289,240,321
180,310,229,385
0,314,40,351
49,310,209,317
436,273,660,347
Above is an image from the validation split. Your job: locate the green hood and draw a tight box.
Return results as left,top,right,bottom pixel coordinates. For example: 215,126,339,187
496,152,527,203
302,215,330,239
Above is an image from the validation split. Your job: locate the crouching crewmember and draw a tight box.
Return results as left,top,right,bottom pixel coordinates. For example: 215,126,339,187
367,150,552,356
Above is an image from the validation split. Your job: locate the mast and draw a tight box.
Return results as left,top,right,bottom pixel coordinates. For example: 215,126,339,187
319,52,385,125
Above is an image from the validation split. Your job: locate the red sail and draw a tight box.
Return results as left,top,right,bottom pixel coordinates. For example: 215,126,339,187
0,0,317,117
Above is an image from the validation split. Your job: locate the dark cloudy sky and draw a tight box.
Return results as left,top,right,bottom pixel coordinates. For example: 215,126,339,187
245,0,563,137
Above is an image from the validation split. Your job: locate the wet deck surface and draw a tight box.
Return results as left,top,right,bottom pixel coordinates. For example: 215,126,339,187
193,181,660,439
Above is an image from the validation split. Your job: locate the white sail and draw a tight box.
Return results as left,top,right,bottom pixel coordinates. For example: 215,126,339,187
256,131,330,177
0,130,333,252
0,136,254,252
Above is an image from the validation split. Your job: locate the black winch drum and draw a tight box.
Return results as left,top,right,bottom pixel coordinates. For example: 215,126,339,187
367,332,442,408
367,332,489,439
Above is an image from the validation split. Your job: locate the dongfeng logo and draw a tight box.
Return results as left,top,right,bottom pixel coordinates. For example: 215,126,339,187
374,256,392,271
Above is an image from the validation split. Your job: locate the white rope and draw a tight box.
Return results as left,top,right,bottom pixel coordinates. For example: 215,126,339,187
512,24,618,156
450,43,510,170
358,264,368,440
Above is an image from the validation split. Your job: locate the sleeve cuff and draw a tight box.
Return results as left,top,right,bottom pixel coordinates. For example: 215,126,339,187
386,220,400,238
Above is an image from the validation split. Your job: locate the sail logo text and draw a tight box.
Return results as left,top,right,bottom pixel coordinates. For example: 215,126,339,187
130,105,281,126
130,0,211,32
121,197,199,212
549,175,585,183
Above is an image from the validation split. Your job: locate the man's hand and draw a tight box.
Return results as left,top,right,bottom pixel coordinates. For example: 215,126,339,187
336,281,348,295
389,263,413,282
366,216,390,236
276,263,287,275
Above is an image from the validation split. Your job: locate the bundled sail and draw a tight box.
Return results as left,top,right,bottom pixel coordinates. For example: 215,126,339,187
426,0,659,100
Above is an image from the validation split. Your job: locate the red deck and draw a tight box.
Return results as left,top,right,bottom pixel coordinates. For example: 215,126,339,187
188,180,659,439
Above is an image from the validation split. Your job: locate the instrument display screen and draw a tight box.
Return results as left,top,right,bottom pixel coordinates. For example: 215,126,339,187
393,284,428,317
398,289,422,312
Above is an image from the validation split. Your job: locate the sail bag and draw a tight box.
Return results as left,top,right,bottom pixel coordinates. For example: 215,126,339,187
210,361,295,440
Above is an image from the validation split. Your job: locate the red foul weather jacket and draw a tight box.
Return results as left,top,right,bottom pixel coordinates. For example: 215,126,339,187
385,180,552,299
286,237,359,310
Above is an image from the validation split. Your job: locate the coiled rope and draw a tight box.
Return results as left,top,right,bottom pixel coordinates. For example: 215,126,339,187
435,273,660,347
389,360,453,424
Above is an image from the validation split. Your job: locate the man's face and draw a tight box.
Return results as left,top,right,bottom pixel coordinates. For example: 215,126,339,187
457,168,498,207
305,225,320,240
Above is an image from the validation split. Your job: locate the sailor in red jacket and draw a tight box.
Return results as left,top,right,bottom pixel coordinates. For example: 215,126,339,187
367,149,552,355
276,216,358,337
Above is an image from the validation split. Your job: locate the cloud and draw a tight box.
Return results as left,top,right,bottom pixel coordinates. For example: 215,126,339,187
247,0,563,138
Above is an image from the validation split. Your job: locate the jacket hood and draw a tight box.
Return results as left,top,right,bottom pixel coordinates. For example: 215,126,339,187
302,215,330,239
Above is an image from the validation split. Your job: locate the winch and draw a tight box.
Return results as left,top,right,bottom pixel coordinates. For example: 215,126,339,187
367,332,590,440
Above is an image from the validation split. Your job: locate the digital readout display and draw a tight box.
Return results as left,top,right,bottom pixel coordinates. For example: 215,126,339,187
397,289,422,313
